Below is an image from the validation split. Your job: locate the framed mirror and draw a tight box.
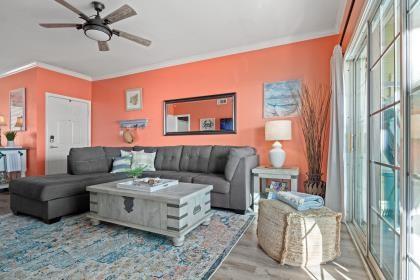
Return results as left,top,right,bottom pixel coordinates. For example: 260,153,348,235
10,88,26,131
164,93,236,135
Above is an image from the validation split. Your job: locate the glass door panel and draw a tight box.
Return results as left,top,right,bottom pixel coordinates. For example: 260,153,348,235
408,1,420,278
369,0,401,278
354,44,369,235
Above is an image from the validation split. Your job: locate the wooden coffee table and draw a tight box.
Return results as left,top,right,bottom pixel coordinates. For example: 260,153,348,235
86,180,213,246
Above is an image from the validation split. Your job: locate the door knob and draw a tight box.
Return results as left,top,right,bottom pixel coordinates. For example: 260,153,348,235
50,145,59,149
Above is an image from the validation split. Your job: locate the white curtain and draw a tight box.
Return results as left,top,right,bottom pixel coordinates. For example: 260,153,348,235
326,45,346,221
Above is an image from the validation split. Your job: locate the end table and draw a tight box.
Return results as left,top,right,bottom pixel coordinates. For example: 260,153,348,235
251,166,299,209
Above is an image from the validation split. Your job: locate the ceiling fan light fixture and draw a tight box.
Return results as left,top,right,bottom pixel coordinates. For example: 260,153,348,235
83,23,112,41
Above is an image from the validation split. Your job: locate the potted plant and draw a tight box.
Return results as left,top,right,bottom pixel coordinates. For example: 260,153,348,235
4,131,18,147
296,84,331,198
126,167,146,181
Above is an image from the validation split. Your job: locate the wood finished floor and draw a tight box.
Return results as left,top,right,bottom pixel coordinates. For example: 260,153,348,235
0,191,369,279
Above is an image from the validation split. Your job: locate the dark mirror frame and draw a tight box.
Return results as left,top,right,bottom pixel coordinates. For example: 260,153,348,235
164,92,237,136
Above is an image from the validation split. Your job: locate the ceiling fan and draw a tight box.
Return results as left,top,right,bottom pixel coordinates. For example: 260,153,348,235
39,0,151,51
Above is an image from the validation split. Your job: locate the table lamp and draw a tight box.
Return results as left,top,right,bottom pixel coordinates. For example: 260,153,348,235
265,120,292,168
0,115,6,147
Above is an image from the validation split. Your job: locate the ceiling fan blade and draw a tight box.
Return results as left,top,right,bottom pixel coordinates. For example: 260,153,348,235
55,0,89,21
113,29,151,47
39,23,82,28
98,41,110,51
104,5,137,24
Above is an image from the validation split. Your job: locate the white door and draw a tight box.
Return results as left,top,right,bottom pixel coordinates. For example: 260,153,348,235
46,94,90,175
176,116,190,132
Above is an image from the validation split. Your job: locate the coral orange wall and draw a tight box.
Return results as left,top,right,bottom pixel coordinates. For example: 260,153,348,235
339,0,367,52
92,35,338,190
0,69,38,175
169,98,233,131
0,67,91,175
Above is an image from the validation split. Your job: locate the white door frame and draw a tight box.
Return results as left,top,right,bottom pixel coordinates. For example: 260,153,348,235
174,114,191,131
45,92,91,174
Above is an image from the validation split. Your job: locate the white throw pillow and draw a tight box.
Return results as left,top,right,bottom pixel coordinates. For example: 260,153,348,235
131,150,156,171
120,150,132,158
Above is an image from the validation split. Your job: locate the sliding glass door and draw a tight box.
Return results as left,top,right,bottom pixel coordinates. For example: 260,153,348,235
368,0,401,278
407,0,420,277
354,43,369,237
344,0,420,278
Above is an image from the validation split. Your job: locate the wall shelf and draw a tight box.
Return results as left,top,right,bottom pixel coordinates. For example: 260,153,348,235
119,119,148,129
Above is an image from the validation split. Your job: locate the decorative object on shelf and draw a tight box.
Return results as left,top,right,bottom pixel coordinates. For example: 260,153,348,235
264,80,301,118
296,84,331,198
119,119,148,144
265,120,291,168
4,131,18,147
0,115,6,147
125,88,142,111
200,118,216,131
9,88,26,131
123,129,135,144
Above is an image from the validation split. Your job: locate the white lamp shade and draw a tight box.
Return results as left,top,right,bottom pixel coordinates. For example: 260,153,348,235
265,120,292,141
0,115,6,126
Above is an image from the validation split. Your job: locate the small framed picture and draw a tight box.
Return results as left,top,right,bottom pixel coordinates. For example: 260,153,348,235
200,118,215,131
126,88,142,111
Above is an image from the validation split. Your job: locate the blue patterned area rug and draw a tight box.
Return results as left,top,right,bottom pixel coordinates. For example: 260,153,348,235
0,210,254,280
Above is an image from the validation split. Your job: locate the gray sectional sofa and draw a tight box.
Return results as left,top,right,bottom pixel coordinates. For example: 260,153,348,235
10,145,259,223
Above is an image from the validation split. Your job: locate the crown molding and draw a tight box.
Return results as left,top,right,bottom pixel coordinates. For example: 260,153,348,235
1,28,339,82
0,61,92,81
335,0,348,33
92,29,338,81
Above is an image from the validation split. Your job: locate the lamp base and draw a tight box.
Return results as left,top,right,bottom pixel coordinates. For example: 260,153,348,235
269,141,286,168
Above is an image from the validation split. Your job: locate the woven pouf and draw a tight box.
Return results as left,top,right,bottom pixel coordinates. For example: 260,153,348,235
257,199,342,267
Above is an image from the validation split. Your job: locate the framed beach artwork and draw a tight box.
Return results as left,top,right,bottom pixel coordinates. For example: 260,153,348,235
200,118,216,131
10,88,26,131
263,79,301,118
126,88,142,111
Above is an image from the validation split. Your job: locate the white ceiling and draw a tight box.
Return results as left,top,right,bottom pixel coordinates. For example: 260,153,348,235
0,0,346,80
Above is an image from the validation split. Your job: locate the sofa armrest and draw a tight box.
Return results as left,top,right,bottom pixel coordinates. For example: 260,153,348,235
229,154,259,211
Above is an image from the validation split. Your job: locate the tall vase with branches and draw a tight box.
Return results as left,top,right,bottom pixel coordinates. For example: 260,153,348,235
296,84,331,198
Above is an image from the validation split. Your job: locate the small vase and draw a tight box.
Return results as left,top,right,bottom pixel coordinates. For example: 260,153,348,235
304,173,326,198
7,140,15,147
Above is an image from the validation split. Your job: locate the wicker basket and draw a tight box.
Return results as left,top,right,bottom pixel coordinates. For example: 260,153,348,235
257,199,342,267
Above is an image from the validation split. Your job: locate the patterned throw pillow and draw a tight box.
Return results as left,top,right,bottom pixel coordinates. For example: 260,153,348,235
120,150,132,158
131,150,156,171
111,156,132,173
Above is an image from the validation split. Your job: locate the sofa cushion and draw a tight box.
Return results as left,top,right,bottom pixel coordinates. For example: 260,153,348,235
9,173,128,201
193,174,230,194
180,146,212,173
154,146,183,171
142,170,201,183
103,147,133,171
133,146,158,153
69,147,108,175
208,146,239,174
225,147,256,181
